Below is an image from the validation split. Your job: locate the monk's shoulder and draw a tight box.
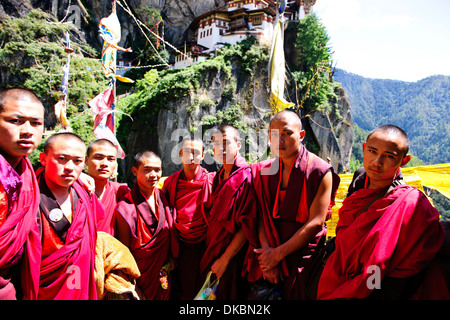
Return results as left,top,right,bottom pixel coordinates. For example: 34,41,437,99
115,190,134,210
407,186,439,219
162,170,182,189
390,185,439,220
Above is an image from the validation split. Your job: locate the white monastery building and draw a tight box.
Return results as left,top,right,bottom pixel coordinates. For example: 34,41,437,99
173,0,316,69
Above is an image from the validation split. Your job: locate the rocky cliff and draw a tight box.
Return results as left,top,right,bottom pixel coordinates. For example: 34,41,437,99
116,38,354,181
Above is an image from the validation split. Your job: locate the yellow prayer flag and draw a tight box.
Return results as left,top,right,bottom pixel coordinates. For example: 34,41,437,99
269,20,294,113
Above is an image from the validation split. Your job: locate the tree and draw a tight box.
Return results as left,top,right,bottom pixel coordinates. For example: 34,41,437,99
295,13,332,75
291,13,335,114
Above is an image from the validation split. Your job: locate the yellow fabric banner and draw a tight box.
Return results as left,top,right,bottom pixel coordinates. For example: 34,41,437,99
327,163,450,237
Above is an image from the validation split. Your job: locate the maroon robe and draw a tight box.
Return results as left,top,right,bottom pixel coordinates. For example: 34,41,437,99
115,184,177,300
96,180,129,236
0,155,41,300
162,167,209,299
36,168,103,300
249,145,340,299
318,184,449,299
200,155,258,300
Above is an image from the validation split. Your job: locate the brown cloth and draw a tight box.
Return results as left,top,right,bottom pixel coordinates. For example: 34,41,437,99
95,231,141,300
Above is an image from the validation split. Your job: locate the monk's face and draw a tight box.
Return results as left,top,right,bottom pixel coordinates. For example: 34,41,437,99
133,156,162,192
40,137,86,190
86,144,118,181
270,114,305,161
363,130,411,189
180,139,204,172
0,97,44,167
212,128,241,165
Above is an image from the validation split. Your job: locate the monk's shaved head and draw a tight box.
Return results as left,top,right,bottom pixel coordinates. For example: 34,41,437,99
0,88,43,113
270,110,302,131
367,124,410,157
44,132,86,154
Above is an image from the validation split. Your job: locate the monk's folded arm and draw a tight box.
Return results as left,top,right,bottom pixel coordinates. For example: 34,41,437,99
276,171,333,260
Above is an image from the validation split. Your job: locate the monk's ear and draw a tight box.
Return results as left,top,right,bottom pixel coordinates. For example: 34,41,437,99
299,130,306,141
236,140,242,150
39,152,47,166
363,142,366,151
400,154,411,167
132,166,138,177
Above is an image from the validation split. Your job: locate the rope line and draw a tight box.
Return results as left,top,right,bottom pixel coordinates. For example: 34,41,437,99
116,0,192,62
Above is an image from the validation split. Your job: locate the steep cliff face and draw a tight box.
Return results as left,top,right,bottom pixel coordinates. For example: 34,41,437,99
309,86,353,173
117,42,274,180
117,40,354,183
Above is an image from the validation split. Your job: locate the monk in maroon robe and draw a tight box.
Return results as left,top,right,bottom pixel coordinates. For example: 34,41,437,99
0,88,44,300
249,110,340,300
115,151,177,300
199,124,258,300
162,137,210,299
36,133,104,300
86,138,129,236
318,125,449,299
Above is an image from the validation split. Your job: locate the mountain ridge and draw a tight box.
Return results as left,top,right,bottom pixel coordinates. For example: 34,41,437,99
334,69,450,165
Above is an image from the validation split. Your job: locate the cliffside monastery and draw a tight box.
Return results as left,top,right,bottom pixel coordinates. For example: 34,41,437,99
172,0,316,69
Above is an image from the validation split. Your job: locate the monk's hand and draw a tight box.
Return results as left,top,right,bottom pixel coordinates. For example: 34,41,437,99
211,255,229,279
254,247,281,272
79,172,95,195
262,266,283,284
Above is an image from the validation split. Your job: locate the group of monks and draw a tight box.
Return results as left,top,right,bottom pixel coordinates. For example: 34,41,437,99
1,87,449,300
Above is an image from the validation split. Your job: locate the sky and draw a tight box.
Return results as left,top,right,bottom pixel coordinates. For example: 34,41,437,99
312,0,450,82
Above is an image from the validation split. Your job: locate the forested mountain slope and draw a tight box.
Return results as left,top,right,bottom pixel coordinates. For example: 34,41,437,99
334,69,450,165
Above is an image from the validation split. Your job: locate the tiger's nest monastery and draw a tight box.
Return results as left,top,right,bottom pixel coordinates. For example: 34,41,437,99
172,0,316,69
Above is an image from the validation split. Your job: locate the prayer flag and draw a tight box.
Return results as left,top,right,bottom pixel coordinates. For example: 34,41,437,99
94,122,126,159
55,32,72,131
54,99,70,130
99,8,134,83
268,18,294,113
88,85,125,158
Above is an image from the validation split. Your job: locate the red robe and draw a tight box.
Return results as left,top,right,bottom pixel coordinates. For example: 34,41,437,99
200,155,258,300
249,145,340,299
96,181,129,236
115,185,176,300
36,168,103,300
317,184,449,300
0,155,41,300
162,167,209,299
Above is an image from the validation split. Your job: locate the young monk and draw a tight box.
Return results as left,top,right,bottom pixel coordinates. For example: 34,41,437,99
36,132,105,300
162,135,209,299
317,125,450,299
199,124,258,300
250,110,340,300
115,151,176,300
0,88,44,300
86,138,129,236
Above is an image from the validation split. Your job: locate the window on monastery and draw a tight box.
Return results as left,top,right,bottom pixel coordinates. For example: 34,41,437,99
252,15,262,25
